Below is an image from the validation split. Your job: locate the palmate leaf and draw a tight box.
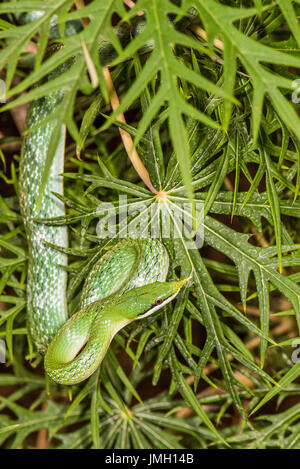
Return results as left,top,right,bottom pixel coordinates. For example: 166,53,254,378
39,158,300,367
193,0,300,142
58,359,217,449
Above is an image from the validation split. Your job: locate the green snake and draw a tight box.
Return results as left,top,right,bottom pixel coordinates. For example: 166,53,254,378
19,14,189,385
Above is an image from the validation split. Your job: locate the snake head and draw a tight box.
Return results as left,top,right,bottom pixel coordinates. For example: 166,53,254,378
117,276,192,321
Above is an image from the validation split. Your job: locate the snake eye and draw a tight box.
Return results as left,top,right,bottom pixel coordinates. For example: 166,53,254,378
155,298,163,305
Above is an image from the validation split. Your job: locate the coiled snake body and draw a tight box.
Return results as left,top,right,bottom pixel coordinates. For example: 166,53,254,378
19,17,188,385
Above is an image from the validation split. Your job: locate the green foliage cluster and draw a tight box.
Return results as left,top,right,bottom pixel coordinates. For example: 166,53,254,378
1,0,300,449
